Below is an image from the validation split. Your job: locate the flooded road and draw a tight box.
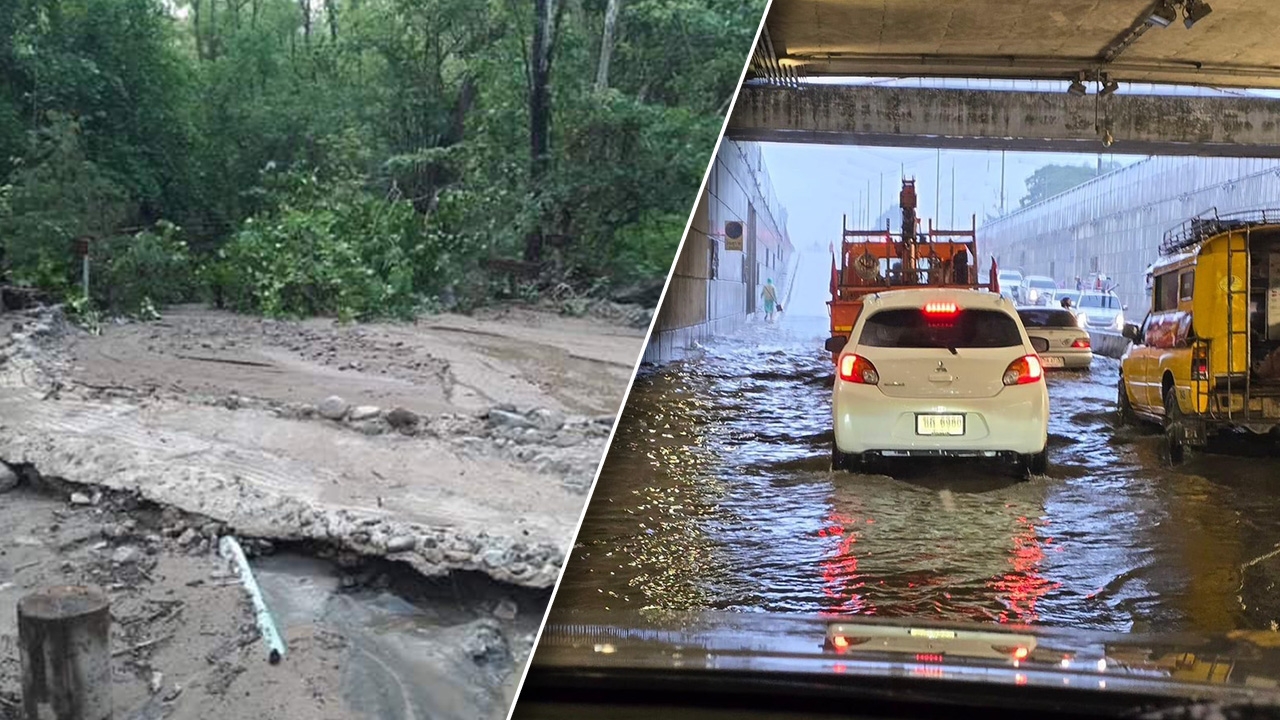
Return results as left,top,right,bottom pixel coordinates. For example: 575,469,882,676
555,313,1280,634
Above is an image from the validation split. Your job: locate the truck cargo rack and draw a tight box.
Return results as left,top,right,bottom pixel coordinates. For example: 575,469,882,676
1160,208,1280,256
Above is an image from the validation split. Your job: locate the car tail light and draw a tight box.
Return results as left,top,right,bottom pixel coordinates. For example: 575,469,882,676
924,302,958,315
838,354,880,385
916,653,945,663
1192,346,1209,380
1003,355,1044,386
1071,338,1090,349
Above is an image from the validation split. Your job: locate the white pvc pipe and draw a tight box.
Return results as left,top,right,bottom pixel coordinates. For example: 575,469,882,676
219,536,287,664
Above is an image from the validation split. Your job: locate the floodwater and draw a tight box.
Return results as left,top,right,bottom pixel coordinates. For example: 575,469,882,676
555,313,1280,635
255,555,541,720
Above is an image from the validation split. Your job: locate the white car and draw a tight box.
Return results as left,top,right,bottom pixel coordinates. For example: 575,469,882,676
1017,308,1092,369
1021,275,1058,306
830,289,1049,477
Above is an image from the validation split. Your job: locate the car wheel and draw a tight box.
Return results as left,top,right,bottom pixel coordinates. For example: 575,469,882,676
1019,450,1048,478
1164,388,1186,465
831,441,850,472
1116,377,1136,426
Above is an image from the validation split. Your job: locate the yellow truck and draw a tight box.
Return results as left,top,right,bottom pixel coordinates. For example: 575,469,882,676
1118,210,1280,462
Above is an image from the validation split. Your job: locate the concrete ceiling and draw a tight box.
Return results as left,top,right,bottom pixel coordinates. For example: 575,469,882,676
753,0,1280,90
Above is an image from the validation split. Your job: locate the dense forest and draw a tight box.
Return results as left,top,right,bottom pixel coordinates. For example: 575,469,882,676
0,0,762,320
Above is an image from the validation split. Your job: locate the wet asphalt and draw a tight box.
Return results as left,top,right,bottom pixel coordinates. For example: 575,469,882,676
554,313,1280,635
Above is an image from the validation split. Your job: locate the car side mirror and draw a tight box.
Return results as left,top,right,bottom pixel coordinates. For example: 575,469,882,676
1122,323,1141,342
825,336,848,354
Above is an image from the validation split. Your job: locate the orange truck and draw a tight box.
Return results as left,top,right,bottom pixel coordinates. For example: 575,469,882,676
823,180,1000,361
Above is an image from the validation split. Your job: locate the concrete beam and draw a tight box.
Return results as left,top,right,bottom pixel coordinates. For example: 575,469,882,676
726,84,1280,157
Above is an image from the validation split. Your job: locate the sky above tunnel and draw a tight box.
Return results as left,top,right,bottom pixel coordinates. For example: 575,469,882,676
759,144,1148,255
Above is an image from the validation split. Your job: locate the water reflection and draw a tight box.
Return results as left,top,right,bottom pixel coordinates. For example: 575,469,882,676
552,310,1280,636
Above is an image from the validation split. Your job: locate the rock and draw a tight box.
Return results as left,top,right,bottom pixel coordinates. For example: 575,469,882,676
318,395,350,420
0,463,18,492
529,407,566,431
349,405,381,421
354,419,388,436
149,671,164,695
385,407,419,430
462,619,511,665
386,535,417,553
488,408,534,429
194,538,210,555
493,598,519,621
69,492,93,506
111,545,143,565
177,528,199,546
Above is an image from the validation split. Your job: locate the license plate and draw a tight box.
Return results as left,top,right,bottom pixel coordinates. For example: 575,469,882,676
916,414,964,436
1041,355,1065,368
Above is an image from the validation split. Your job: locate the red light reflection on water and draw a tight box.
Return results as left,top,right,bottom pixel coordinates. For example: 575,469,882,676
818,510,874,616
987,516,1061,624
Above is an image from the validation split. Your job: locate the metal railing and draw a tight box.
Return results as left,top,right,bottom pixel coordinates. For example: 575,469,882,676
1160,207,1280,256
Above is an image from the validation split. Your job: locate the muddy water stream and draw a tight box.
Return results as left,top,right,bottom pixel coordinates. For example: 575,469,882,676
255,554,542,720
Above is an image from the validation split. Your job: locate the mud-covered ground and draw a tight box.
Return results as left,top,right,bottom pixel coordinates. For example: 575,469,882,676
0,301,646,719
0,478,543,720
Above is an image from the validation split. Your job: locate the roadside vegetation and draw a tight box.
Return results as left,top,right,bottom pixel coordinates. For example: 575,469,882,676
0,0,761,320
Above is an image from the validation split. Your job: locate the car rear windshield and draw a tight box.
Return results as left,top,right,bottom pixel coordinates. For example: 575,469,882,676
1079,294,1119,309
858,308,1023,349
1027,279,1056,289
1018,309,1078,328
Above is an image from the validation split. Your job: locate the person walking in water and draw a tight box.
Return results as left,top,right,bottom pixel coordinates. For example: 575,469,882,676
762,278,780,323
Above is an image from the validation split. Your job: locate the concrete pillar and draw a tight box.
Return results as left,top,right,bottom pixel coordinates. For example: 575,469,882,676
18,586,112,720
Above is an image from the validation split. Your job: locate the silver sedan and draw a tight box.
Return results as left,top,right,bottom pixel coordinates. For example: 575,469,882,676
1017,308,1093,369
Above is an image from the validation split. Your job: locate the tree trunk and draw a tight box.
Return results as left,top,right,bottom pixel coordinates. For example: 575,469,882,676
300,0,311,46
324,0,338,41
594,0,621,92
208,0,218,59
18,587,113,720
192,0,205,61
526,0,558,262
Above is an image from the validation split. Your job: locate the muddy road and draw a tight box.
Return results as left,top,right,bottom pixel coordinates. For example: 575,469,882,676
0,302,646,719
554,313,1280,635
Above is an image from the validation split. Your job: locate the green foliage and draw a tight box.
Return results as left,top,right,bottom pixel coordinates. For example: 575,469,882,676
0,0,767,319
214,173,459,320
1021,161,1123,208
95,222,195,313
0,114,133,302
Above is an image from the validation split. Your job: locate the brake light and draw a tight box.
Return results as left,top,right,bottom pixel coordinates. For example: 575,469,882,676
1013,646,1030,660
916,653,945,663
838,354,880,385
924,302,958,315
1072,338,1090,349
1192,346,1208,380
1003,355,1044,386
832,635,851,651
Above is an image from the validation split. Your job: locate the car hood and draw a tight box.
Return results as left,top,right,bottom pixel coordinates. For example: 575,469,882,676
531,610,1280,702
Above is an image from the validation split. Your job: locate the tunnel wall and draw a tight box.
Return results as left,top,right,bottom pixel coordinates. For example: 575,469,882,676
643,141,793,364
979,157,1280,315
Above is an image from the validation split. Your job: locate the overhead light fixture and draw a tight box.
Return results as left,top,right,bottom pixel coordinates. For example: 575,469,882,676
1184,0,1212,28
1146,1,1177,27
1068,73,1087,96
1099,75,1119,96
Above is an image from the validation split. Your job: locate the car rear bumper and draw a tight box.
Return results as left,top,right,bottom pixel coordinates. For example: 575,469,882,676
1040,349,1093,368
833,382,1049,455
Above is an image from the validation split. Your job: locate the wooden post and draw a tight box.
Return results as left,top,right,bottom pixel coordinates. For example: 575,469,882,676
18,586,112,720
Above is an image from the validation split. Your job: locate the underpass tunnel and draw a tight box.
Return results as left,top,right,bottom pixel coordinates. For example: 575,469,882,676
584,0,1280,638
